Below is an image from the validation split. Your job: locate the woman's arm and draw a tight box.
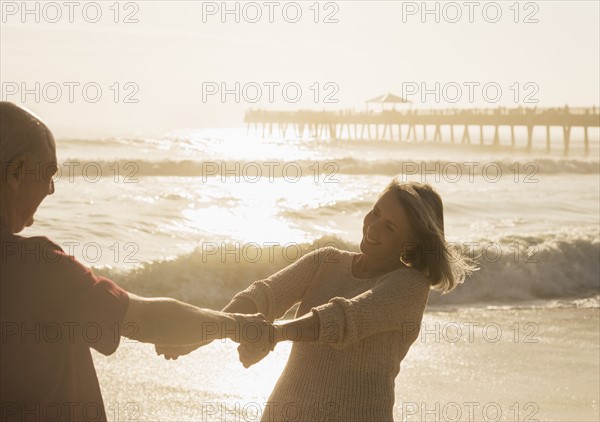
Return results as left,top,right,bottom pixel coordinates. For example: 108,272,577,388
236,312,321,368
231,247,335,321
222,296,258,314
234,267,429,367
237,310,322,368
228,248,334,367
273,312,320,343
309,269,430,348
157,248,334,361
249,268,430,354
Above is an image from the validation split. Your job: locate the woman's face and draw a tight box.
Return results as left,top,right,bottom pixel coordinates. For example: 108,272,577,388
360,190,413,262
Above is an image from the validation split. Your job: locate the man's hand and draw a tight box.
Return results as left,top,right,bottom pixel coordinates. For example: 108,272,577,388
155,341,212,360
230,313,275,348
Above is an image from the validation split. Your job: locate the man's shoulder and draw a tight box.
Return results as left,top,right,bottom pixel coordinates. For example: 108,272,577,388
1,234,88,284
1,234,65,261
1,233,62,249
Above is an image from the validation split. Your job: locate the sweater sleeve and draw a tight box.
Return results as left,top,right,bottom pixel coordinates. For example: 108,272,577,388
233,247,335,321
311,268,430,349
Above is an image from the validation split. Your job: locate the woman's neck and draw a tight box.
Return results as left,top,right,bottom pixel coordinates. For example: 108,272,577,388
352,253,406,278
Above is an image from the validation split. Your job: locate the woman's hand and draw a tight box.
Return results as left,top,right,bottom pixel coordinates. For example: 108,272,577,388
237,343,271,368
155,341,212,360
237,323,283,368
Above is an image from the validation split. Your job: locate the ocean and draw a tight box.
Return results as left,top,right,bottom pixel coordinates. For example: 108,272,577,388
19,128,600,421
23,128,600,310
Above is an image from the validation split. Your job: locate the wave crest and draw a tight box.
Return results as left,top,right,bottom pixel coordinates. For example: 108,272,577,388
96,233,599,310
55,157,600,179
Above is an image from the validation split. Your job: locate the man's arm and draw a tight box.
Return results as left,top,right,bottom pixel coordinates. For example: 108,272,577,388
154,296,260,360
123,293,269,346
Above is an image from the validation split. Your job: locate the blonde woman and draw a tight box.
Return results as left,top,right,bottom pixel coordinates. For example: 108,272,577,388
213,180,475,421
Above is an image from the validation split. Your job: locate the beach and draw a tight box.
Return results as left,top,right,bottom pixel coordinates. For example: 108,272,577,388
93,305,600,421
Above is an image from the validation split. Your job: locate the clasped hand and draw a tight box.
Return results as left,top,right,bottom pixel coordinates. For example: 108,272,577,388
235,315,280,369
155,313,279,367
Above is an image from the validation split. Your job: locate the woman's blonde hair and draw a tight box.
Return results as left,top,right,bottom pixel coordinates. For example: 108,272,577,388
384,179,477,293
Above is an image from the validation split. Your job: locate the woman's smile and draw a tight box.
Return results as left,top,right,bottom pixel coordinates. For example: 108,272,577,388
364,232,379,245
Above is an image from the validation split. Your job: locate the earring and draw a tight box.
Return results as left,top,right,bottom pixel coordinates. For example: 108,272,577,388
399,254,409,266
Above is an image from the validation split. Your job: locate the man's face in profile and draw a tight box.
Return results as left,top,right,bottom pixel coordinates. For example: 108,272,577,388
8,135,57,234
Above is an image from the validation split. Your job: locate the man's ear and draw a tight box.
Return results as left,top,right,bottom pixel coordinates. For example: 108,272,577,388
3,158,25,189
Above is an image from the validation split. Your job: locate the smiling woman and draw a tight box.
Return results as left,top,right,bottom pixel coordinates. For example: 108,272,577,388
374,180,471,293
160,179,477,421
227,180,476,422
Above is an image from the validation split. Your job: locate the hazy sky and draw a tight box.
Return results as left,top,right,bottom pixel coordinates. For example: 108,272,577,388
1,0,599,137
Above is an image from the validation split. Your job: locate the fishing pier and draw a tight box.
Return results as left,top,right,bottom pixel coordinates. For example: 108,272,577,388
244,106,600,155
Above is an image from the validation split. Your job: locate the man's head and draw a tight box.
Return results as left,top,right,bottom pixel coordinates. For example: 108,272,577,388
0,102,57,234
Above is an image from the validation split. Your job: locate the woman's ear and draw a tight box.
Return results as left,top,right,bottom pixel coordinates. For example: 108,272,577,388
401,241,419,262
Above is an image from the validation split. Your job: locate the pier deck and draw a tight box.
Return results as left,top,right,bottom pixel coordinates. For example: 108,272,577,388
244,107,600,155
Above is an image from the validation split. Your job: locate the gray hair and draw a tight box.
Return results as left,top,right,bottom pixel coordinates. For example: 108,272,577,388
1,102,55,230
0,102,55,170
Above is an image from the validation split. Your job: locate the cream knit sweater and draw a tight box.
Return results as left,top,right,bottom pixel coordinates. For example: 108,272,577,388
234,247,431,422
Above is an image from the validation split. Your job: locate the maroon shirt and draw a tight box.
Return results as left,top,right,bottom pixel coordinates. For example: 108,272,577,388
1,233,129,421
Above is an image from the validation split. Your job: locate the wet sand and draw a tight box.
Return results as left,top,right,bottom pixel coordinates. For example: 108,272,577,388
94,306,599,421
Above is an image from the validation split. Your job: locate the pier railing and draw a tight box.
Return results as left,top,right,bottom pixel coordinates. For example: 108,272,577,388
244,107,600,155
